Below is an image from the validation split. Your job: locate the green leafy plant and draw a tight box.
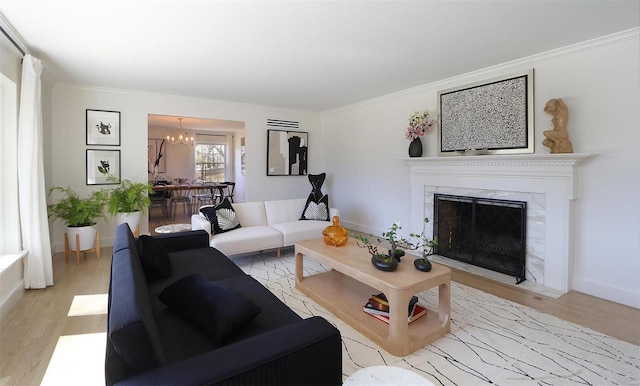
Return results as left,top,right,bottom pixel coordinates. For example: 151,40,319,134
355,218,437,260
47,186,109,227
107,179,153,215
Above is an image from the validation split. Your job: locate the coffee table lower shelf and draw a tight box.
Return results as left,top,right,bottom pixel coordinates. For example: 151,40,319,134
296,269,449,356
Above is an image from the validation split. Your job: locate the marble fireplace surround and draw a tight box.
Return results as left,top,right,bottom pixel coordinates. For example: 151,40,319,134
407,153,593,295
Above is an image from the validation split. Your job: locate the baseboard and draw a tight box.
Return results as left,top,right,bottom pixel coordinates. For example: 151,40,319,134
0,252,27,321
573,275,640,309
0,279,25,321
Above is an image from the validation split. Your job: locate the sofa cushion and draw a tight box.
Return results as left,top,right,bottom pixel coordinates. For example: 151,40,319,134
137,235,172,279
151,274,304,364
264,198,306,225
158,274,261,343
146,247,247,297
270,220,332,246
199,198,241,234
108,248,165,378
210,225,283,256
231,201,268,227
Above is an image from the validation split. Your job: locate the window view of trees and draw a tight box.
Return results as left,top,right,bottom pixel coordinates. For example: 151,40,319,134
195,143,226,182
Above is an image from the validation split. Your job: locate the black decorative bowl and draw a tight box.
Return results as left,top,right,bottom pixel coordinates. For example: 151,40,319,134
371,255,398,272
413,258,432,272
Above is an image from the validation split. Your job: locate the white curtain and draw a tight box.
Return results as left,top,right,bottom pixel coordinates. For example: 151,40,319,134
18,54,53,288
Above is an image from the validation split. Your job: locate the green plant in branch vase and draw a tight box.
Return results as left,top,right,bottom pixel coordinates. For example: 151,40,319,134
355,218,436,261
408,218,438,272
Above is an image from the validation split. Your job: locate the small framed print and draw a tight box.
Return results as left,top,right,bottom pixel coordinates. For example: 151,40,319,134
87,109,120,146
86,149,120,185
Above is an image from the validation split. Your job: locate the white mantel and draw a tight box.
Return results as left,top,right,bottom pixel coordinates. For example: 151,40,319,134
406,153,594,294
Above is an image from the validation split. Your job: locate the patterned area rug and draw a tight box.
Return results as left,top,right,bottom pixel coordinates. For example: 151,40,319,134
234,249,639,385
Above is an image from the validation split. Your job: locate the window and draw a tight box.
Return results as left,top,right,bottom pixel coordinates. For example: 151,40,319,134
195,143,226,182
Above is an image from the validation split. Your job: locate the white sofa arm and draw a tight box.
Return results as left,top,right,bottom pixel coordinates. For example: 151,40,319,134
191,214,212,239
329,207,340,219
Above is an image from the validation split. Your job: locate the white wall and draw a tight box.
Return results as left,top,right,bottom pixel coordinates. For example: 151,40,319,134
148,126,196,182
50,86,321,250
321,30,640,308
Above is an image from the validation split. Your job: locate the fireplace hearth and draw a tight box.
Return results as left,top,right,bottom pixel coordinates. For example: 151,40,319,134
407,153,592,294
434,194,527,284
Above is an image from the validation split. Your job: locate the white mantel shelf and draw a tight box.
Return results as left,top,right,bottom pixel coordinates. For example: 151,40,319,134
404,153,595,201
406,152,596,294
403,153,594,166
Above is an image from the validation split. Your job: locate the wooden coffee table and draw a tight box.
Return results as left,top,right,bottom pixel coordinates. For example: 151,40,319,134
295,238,450,357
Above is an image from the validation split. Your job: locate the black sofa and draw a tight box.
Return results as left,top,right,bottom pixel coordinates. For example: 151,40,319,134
106,223,342,385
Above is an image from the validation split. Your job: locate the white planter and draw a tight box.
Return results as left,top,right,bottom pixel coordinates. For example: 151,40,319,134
67,225,97,251
116,211,142,234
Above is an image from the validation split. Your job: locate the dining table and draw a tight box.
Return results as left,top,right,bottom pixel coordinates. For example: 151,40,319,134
151,183,229,202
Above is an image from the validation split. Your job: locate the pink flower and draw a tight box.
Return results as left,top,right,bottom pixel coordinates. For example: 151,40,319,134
405,110,435,141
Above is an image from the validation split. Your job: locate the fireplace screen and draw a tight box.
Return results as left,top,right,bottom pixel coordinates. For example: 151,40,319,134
434,194,527,283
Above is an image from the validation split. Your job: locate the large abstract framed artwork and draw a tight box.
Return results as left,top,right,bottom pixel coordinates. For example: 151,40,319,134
86,109,121,146
267,129,308,176
437,69,534,155
87,149,121,185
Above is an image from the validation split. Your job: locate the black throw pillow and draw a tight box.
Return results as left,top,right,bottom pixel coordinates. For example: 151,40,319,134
137,235,172,279
199,198,241,234
158,274,261,342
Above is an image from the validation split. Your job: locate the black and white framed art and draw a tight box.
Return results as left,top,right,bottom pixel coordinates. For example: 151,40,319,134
437,69,534,155
86,149,121,185
267,129,308,176
86,109,121,146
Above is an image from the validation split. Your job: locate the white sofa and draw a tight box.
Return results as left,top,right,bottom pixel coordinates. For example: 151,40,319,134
191,198,336,256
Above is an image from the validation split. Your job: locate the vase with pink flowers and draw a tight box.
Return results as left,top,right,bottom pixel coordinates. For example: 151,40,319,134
406,110,435,157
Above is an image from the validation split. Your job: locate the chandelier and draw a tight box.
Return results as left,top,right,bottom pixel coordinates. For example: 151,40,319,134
166,117,194,146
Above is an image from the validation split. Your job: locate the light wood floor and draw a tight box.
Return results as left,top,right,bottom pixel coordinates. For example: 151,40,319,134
1,208,638,385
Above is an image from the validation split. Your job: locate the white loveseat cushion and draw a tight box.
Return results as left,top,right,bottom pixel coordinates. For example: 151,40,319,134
232,202,268,227
264,199,307,225
210,226,283,256
270,220,329,246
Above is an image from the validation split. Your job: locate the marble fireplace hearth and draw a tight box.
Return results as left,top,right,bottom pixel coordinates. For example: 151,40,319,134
407,153,593,297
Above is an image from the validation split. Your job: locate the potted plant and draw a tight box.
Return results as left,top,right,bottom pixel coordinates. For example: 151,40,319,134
107,179,153,234
355,232,399,271
47,186,109,251
412,234,437,272
355,218,437,272
408,218,438,272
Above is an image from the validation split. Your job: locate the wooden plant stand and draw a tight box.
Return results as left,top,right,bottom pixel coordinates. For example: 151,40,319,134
64,230,100,265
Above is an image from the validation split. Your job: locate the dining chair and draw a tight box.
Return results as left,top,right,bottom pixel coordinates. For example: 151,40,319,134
190,183,215,213
211,183,225,204
222,181,236,203
170,184,191,219
149,183,170,219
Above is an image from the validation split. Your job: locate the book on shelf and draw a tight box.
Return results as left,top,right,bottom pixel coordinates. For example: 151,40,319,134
363,293,426,324
365,293,417,316
363,303,427,324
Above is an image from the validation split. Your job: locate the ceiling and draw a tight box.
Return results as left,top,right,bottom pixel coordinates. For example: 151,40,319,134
148,114,245,133
1,1,638,112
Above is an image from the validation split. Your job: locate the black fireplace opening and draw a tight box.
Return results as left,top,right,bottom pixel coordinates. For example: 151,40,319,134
433,194,527,284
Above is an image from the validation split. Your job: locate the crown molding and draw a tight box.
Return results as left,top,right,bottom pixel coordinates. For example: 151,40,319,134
323,28,639,115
